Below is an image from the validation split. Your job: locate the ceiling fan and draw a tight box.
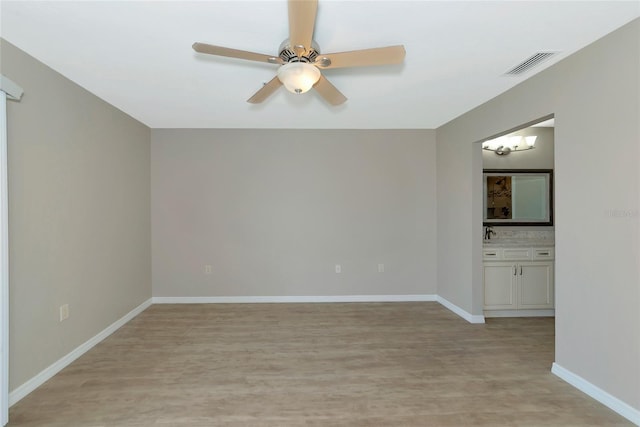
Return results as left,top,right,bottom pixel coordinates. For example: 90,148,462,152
192,0,405,105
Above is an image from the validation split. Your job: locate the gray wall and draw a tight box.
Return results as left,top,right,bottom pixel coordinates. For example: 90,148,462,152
436,19,639,410
152,129,436,298
1,40,151,391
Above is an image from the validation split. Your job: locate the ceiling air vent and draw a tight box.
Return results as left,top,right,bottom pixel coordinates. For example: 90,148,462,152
505,52,557,75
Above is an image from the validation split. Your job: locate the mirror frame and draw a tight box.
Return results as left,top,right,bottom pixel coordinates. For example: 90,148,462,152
483,169,554,226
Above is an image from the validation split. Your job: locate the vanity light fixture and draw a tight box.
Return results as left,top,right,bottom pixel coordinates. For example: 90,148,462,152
482,135,536,155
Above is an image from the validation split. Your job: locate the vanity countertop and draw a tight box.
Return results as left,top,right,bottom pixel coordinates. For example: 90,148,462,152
483,239,554,248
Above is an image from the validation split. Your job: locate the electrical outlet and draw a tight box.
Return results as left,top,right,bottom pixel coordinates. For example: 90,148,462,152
59,304,69,322
204,265,213,275
378,263,385,273
335,264,341,274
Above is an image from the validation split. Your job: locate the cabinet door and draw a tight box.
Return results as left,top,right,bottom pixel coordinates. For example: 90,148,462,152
518,263,554,309
483,263,517,309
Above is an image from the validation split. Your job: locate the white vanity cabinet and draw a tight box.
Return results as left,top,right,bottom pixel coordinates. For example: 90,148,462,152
483,246,554,315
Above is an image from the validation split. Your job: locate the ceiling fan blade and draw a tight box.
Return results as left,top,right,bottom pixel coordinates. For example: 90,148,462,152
288,0,318,54
247,76,283,104
192,42,283,65
313,75,347,106
314,45,406,69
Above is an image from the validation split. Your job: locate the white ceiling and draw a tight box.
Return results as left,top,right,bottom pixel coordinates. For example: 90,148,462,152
1,1,638,129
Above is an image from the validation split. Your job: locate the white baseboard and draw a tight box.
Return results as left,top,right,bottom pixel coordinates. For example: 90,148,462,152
153,295,486,325
9,298,153,406
484,309,555,318
155,294,488,326
552,363,640,425
153,294,437,304
436,296,485,324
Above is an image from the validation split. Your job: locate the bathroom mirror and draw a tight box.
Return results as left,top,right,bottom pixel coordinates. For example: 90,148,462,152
483,169,553,226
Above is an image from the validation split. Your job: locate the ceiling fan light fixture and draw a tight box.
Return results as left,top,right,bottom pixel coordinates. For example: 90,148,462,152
277,62,321,94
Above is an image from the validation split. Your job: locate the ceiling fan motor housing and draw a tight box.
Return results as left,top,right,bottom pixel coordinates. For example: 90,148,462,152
278,39,320,63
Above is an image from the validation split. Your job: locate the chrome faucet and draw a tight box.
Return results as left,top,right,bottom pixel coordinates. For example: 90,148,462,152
484,226,496,240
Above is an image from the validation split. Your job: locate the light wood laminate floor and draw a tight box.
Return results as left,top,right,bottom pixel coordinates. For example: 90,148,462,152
9,303,632,426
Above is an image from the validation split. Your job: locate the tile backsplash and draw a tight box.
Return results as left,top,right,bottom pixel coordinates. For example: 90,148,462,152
487,227,554,242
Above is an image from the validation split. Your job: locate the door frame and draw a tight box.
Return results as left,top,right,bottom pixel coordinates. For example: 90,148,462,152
1,75,24,426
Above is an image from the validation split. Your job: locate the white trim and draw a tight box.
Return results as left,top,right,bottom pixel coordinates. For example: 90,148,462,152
552,363,640,425
0,90,8,426
436,296,485,324
484,309,555,318
0,76,22,101
153,294,437,304
8,298,152,406
153,295,488,325
1,76,22,426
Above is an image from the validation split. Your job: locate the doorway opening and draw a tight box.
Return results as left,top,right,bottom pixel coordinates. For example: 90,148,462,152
478,115,555,319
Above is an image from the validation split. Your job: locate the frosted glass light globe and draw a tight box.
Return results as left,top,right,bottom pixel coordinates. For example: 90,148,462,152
277,63,321,94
